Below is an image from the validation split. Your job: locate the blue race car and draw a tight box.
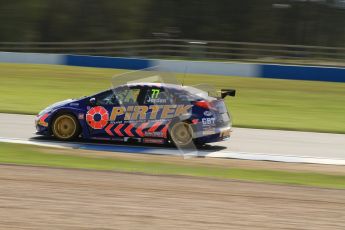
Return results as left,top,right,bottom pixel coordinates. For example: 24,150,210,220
35,83,235,147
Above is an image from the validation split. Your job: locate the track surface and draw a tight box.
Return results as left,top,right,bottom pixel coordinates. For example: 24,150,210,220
0,164,344,229
1,114,345,229
0,113,345,164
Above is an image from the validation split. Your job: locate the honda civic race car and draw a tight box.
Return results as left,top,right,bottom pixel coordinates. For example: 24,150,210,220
35,83,235,147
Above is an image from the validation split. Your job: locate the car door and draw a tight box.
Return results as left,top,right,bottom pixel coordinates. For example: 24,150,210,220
86,86,143,140
140,86,175,138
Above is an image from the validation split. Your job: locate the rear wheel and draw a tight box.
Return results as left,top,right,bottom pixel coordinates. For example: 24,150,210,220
52,114,80,140
169,121,194,147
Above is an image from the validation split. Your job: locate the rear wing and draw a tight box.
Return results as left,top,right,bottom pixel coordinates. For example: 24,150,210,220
221,89,236,99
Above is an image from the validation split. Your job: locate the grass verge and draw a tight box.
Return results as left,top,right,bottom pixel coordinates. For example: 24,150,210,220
1,63,345,133
0,142,344,189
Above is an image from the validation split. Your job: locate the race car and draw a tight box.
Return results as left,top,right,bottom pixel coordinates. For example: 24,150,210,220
35,83,235,147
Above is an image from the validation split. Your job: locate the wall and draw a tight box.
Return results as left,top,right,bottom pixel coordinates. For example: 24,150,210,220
65,55,152,70
155,59,259,77
260,64,345,83
0,51,64,65
0,52,344,83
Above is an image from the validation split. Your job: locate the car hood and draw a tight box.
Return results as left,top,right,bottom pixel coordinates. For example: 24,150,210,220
38,98,78,116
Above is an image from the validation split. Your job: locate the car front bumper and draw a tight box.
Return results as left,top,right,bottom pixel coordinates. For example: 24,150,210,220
35,113,51,135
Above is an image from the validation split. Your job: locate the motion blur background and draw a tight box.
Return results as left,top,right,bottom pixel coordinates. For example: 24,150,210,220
1,0,345,45
0,0,344,64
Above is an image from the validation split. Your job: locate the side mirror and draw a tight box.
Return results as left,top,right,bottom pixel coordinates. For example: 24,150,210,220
89,97,96,105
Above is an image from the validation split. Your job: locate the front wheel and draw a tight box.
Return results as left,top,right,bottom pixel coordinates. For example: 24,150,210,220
169,121,194,148
52,114,80,140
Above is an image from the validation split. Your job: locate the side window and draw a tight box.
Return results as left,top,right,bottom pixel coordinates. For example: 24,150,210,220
95,90,117,105
174,91,197,103
95,88,141,106
143,88,173,105
114,87,141,105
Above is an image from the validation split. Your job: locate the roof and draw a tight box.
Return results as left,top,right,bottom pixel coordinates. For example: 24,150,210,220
124,82,183,89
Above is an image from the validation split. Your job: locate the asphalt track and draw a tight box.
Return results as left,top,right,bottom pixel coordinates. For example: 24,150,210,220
0,113,345,165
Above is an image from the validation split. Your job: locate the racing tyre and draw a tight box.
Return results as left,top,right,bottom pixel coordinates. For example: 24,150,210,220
169,121,194,148
52,114,80,140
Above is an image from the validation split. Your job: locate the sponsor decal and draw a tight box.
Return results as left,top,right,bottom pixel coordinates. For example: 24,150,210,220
86,105,191,138
123,137,141,142
91,137,111,140
203,128,216,135
203,110,214,116
105,123,114,136
69,103,79,107
136,122,148,137
104,122,166,138
86,106,109,129
202,117,216,126
144,131,164,137
78,113,84,120
148,121,162,133
124,123,134,137
114,124,125,136
203,125,216,135
143,138,165,144
109,105,193,121
111,137,124,141
161,122,169,138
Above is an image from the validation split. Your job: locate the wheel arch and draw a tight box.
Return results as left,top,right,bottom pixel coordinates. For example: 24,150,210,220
49,108,82,135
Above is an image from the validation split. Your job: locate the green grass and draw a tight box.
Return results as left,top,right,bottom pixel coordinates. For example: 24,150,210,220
1,63,345,133
0,142,344,189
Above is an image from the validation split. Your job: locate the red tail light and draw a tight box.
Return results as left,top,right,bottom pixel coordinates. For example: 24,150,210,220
193,100,214,110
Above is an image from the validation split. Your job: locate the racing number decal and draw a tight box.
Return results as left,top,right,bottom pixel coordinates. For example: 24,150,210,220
86,106,109,129
151,89,160,99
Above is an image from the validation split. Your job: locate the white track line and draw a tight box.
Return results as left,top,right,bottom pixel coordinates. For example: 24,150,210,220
206,151,345,165
0,137,69,149
1,137,345,165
